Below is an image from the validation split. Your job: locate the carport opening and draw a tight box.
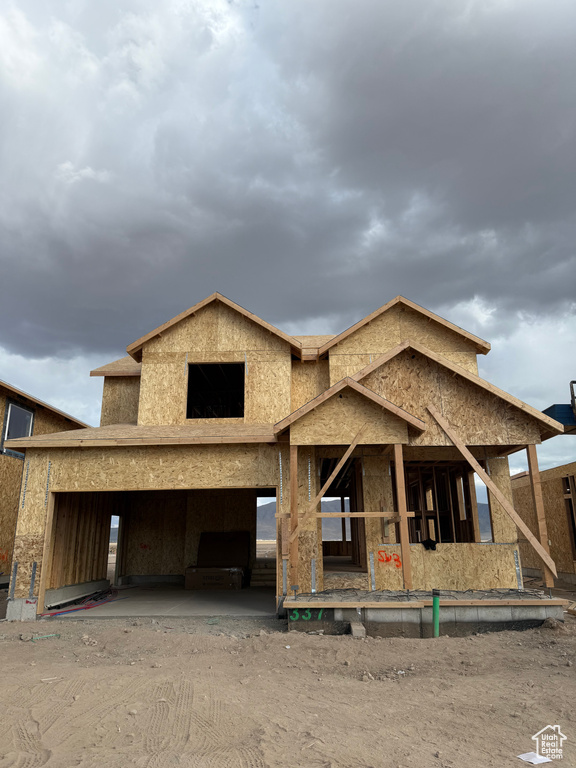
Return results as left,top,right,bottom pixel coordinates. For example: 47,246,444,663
44,488,277,618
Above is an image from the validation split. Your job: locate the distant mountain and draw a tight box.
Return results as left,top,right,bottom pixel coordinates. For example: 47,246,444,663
257,500,495,541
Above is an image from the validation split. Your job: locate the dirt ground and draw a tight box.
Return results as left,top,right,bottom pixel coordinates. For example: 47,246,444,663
0,611,575,768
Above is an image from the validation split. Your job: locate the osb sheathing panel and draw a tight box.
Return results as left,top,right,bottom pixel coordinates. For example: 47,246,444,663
329,304,479,384
138,301,292,426
184,489,257,571
289,389,409,446
372,543,519,590
362,350,541,446
513,460,576,576
295,447,322,594
49,492,116,589
123,491,187,576
44,444,280,492
12,533,44,598
291,360,330,412
363,454,399,590
100,377,140,426
486,457,518,543
0,454,23,579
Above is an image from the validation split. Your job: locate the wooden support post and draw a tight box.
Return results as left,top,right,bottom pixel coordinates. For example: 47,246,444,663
393,444,412,589
37,492,56,614
341,497,346,542
289,424,367,544
527,444,555,588
456,476,466,522
468,472,482,543
289,444,299,588
428,406,557,577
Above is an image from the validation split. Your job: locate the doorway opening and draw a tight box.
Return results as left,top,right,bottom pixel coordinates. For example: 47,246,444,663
319,457,368,575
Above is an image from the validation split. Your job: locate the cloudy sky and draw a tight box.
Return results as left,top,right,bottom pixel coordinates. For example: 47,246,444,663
1,0,575,472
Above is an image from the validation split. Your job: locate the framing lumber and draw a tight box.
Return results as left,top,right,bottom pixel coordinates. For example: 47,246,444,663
468,472,482,543
36,492,56,614
289,444,299,587
526,444,555,587
394,443,413,589
428,405,558,576
283,599,567,609
289,425,367,544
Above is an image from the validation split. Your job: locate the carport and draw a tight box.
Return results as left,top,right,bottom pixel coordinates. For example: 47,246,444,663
41,488,277,618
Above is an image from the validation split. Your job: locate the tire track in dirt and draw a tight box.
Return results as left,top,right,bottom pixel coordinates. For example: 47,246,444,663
42,677,150,752
12,720,51,768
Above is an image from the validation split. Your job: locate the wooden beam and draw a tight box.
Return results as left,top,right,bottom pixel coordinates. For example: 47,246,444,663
289,424,367,544
427,406,557,577
289,444,299,587
317,511,415,519
393,443,412,589
468,471,482,543
456,475,466,522
527,444,555,587
37,492,56,614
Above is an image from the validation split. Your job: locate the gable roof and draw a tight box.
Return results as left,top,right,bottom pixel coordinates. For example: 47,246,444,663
90,356,142,377
318,296,491,356
351,340,564,435
274,377,426,434
126,293,302,362
0,379,89,429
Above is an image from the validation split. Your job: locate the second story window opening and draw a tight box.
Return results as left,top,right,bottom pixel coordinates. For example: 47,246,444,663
2,401,34,457
187,363,245,419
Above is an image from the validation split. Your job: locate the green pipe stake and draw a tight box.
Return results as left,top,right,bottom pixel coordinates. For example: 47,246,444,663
432,589,440,638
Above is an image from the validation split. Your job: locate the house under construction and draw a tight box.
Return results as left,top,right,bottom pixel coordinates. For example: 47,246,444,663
5,294,566,630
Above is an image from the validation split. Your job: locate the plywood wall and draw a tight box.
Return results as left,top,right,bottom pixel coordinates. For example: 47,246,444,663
291,360,330,411
363,454,400,589
486,457,517,543
122,490,187,577
362,349,541,446
289,388,409,446
513,460,576,576
295,447,322,594
48,492,117,589
0,384,85,584
100,378,140,426
0,454,23,580
185,489,257,570
329,303,479,384
137,301,292,426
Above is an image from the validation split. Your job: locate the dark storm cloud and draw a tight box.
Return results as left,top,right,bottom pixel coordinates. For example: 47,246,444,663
1,0,576,361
